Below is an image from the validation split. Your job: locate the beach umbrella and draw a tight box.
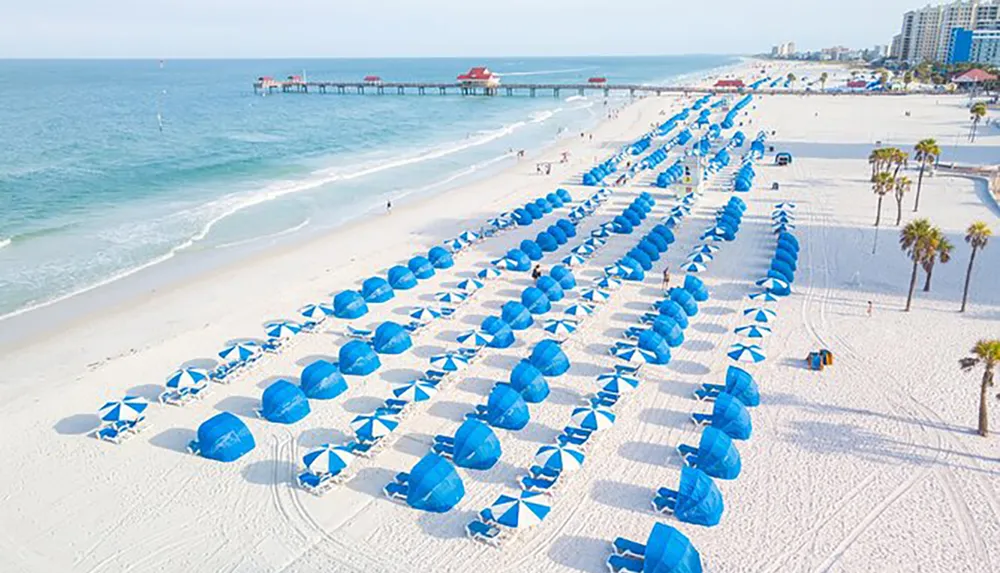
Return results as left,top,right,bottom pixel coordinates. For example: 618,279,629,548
663,215,682,227
165,367,210,390
265,321,301,339
687,252,714,264
219,341,261,363
728,343,766,363
391,379,438,402
775,202,797,210
584,237,607,249
772,222,796,232
98,396,149,423
744,307,777,323
303,444,355,475
457,330,494,348
682,262,707,273
456,279,485,294
477,267,502,280
596,372,640,394
542,318,578,337
564,303,595,318
581,288,611,303
591,226,611,239
435,291,467,304
756,277,789,291
571,405,616,431
604,263,631,278
611,344,659,363
409,307,441,323
350,413,399,441
444,238,465,252
734,324,773,339
299,303,335,321
561,254,587,267
458,230,480,244
692,243,720,254
430,353,470,372
596,276,623,290
748,291,780,302
489,491,551,529
572,244,596,257
534,444,585,473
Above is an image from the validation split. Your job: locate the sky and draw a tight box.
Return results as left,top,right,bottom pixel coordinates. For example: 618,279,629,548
0,0,921,58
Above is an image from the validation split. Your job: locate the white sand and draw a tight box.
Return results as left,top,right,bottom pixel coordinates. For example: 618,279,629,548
2,61,999,573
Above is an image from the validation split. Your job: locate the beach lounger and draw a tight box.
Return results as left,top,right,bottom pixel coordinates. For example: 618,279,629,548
297,469,351,495
439,306,457,319
693,383,726,402
652,487,679,514
638,313,660,325
96,418,148,444
383,482,409,502
394,472,410,485
677,444,699,466
466,520,503,548
607,554,644,573
403,321,426,335
623,327,645,341
346,440,382,459
614,364,643,376
612,537,647,558
159,384,210,407
431,442,455,459
529,465,561,480
424,369,448,382
384,398,410,412
434,435,455,445
519,475,557,493
557,433,589,448
346,326,374,341
564,426,594,440
690,412,712,427
588,393,619,409
376,404,406,417
465,404,489,422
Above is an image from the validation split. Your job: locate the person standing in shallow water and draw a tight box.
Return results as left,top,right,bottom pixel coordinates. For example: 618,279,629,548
386,200,392,214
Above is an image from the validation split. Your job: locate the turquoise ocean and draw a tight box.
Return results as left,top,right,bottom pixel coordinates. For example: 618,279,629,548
0,56,739,318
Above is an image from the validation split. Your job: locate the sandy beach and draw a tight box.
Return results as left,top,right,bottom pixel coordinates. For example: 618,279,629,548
1,59,998,573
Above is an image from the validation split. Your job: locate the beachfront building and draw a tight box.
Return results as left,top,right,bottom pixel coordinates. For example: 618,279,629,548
948,27,1000,64
770,42,797,58
895,1,1000,64
457,67,500,92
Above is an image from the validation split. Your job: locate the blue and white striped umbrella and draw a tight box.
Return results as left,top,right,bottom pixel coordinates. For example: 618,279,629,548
604,264,630,278
571,405,616,431
611,344,658,363
564,303,595,318
487,217,506,228
583,199,596,210
218,341,261,363
774,202,797,210
756,277,790,291
98,396,149,423
444,238,466,252
572,244,596,257
703,233,725,242
391,379,438,402
672,205,690,215
490,257,507,268
562,254,587,267
299,303,335,320
303,444,355,475
743,307,778,323
265,321,302,339
682,262,707,273
584,237,607,249
430,353,470,372
735,324,772,339
687,252,714,264
457,330,494,348
682,193,697,204
728,343,767,363
748,291,780,302
693,243,720,254
543,318,579,337
663,215,682,227
435,291,467,304
490,491,551,528
350,413,400,441
410,307,441,322
456,279,485,293
166,367,210,390
772,223,796,232
477,267,503,280
597,276,623,290
596,372,640,394
772,211,794,221
581,288,612,303
591,226,612,239
534,444,585,472
459,230,481,244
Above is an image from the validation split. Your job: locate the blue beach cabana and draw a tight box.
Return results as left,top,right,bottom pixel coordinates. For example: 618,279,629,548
669,466,725,527
361,276,394,303
408,256,435,280
259,380,311,424
681,427,742,480
550,265,576,290
669,288,698,317
644,522,705,572
530,339,570,376
504,249,532,272
502,301,533,330
695,393,752,440
333,290,369,319
189,412,256,462
406,454,465,513
452,419,502,470
536,276,565,302
510,359,550,403
338,340,381,376
520,240,544,261
428,246,454,269
656,300,689,329
300,359,348,400
521,287,552,314
387,265,418,290
486,384,531,430
373,321,412,354
481,316,515,348
652,316,685,347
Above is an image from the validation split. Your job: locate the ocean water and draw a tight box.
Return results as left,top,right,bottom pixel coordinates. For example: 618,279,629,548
0,56,738,318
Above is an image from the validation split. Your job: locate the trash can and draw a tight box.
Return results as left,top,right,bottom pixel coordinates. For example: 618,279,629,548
820,349,833,366
807,352,824,371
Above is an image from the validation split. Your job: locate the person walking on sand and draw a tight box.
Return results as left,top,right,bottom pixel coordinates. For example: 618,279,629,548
866,301,873,317
662,267,671,293
531,265,542,281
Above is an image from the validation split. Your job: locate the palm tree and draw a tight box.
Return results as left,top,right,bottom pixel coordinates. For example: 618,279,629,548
912,138,940,212
959,339,1000,437
889,148,909,179
820,72,829,91
872,171,894,254
961,221,992,312
903,71,913,89
787,72,796,84
868,148,884,181
921,228,953,291
969,102,987,142
900,218,933,310
893,176,912,225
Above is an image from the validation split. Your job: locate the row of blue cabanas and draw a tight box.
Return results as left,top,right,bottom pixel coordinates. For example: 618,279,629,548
501,218,578,271
582,154,623,186
748,77,769,90
656,160,685,189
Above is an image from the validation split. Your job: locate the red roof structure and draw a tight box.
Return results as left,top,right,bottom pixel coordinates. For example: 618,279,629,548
457,67,498,81
588,77,608,84
363,75,382,82
953,69,997,83
714,79,745,88
847,80,867,88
